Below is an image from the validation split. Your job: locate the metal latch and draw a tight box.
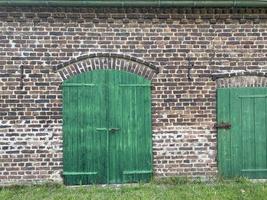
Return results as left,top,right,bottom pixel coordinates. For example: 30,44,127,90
96,128,120,132
109,128,120,132
215,122,231,129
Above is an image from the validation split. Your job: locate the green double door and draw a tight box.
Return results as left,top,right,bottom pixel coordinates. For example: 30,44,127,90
218,87,267,178
63,70,152,185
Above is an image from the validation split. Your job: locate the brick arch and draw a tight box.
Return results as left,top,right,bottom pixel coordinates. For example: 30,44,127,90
212,71,267,88
54,53,159,81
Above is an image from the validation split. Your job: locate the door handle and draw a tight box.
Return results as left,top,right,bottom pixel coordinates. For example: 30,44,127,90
109,128,120,132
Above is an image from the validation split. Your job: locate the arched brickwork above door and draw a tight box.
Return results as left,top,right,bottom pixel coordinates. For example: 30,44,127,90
212,71,267,88
54,53,159,81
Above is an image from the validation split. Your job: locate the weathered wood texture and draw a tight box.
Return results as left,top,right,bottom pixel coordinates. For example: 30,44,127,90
63,70,152,185
218,87,267,178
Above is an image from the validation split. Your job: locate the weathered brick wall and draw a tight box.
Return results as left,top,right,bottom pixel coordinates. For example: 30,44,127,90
0,7,267,185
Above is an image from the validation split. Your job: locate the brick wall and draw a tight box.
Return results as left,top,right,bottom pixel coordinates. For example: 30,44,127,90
0,7,267,185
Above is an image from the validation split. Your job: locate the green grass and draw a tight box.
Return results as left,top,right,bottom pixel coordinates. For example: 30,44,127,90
1,178,267,200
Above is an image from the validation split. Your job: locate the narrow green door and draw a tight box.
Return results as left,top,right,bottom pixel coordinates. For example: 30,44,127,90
218,87,267,178
63,70,152,185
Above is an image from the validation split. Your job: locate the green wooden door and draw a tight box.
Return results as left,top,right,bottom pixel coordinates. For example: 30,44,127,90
63,70,152,185
218,87,267,178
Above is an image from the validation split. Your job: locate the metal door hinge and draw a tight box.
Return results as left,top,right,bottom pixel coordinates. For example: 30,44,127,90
215,122,231,129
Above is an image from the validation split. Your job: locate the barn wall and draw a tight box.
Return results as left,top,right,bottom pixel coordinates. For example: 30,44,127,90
0,7,267,185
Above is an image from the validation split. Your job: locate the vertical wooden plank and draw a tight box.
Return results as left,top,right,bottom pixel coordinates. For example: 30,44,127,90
135,76,152,181
241,88,255,172
114,70,122,184
230,88,243,177
132,74,137,181
72,84,79,184
63,76,81,184
254,89,267,172
71,84,77,185
83,71,97,184
93,70,108,184
118,71,137,183
76,73,83,184
124,72,136,182
136,84,144,173
63,85,70,184
217,88,231,177
107,70,122,184
120,72,131,183
77,74,83,184
107,70,114,183
82,73,88,184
